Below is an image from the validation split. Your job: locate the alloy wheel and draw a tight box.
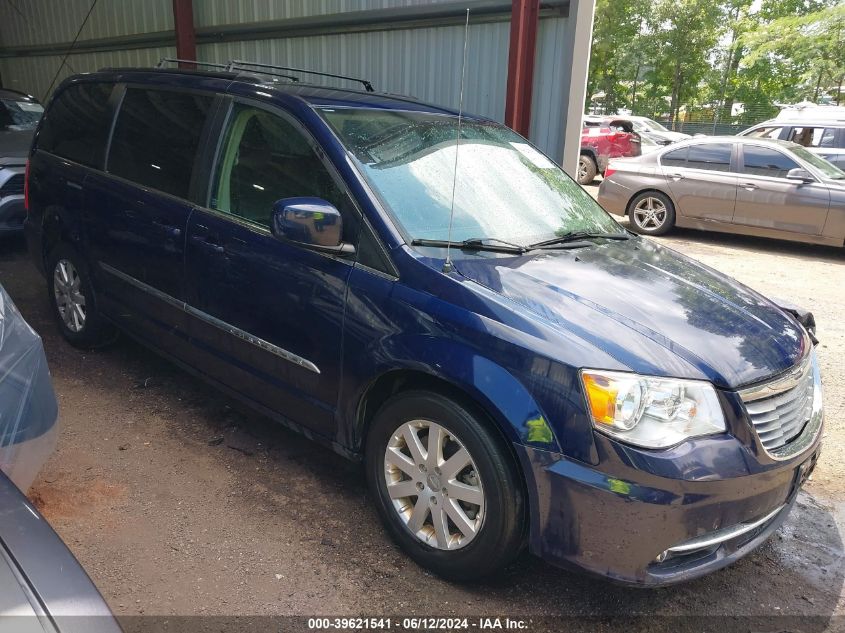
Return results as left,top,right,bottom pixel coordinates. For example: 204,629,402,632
53,259,87,333
383,420,485,550
578,157,589,182
633,196,667,231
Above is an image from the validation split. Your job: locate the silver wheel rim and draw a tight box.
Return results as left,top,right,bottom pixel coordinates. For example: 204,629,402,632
53,259,86,333
633,196,667,230
578,157,590,182
384,420,485,550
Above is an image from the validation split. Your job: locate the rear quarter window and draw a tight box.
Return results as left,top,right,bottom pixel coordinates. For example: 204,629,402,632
36,82,114,168
661,147,688,167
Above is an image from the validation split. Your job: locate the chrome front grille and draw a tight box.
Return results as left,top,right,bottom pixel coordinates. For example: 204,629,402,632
740,353,815,455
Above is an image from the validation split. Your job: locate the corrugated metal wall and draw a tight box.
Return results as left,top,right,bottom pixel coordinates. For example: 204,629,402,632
0,0,576,159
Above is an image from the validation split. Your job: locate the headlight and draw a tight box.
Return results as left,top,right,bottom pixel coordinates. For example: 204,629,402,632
581,370,726,449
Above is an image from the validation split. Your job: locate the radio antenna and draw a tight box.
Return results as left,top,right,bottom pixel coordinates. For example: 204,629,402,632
443,8,470,274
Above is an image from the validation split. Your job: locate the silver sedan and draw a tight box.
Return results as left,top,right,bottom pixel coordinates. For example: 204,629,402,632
597,136,845,247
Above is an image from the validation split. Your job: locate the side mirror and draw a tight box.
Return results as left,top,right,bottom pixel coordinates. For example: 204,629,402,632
270,197,355,255
786,168,815,183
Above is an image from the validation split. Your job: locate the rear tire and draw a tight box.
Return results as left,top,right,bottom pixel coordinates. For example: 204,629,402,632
577,155,598,185
47,244,116,349
365,391,525,581
627,191,676,236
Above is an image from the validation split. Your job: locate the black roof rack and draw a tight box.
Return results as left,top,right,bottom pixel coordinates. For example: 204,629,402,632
156,58,229,70
226,60,374,92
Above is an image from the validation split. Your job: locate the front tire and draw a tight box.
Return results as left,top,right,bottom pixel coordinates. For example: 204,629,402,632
47,244,116,349
366,391,525,581
627,191,676,235
577,155,598,185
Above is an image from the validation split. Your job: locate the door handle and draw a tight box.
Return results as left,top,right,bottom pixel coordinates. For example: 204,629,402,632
740,182,759,191
151,219,182,238
190,234,224,253
668,173,685,181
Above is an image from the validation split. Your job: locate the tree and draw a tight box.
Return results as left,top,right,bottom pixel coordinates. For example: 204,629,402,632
740,2,845,104
648,0,725,124
586,0,651,114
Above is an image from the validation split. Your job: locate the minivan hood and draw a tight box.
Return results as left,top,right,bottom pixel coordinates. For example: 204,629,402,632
453,238,806,389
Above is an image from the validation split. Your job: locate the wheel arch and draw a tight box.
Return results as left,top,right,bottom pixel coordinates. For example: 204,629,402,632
626,187,677,216
354,367,531,526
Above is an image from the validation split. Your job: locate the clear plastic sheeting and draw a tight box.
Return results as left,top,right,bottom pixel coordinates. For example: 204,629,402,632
0,284,58,492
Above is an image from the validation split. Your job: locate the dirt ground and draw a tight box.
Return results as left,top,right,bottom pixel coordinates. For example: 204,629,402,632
1,216,844,631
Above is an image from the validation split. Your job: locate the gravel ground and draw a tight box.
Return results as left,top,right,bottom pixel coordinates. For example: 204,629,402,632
1,217,843,631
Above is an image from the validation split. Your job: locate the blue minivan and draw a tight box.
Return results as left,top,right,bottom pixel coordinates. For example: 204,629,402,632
24,65,823,586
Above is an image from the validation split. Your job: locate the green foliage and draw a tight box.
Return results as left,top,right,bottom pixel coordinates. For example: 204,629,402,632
586,0,845,123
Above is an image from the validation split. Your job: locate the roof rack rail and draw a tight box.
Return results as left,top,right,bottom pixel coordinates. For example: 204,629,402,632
226,60,374,92
156,58,229,70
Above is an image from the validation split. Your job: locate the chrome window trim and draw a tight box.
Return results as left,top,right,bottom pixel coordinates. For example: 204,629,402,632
99,262,320,374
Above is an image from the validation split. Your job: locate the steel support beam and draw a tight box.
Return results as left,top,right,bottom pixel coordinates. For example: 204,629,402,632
172,0,196,67
555,0,595,176
504,0,540,137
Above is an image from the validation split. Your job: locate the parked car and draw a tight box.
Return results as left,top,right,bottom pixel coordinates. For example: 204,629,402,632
598,135,845,247
0,471,121,633
0,285,116,630
579,118,641,184
26,66,823,586
0,282,58,492
604,115,691,146
0,89,43,233
739,104,845,170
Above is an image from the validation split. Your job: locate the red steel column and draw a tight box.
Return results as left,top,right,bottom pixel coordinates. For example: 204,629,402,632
504,0,540,136
172,0,196,67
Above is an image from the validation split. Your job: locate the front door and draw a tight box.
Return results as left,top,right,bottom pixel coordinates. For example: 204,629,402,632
733,144,830,236
86,87,214,343
184,103,359,438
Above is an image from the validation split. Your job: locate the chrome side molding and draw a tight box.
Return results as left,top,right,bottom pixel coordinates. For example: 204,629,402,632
99,262,321,374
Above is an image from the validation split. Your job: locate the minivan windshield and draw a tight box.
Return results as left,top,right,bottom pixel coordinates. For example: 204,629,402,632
320,108,623,245
0,99,44,131
789,145,845,180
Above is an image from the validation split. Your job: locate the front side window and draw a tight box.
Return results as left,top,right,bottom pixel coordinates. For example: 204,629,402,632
108,88,212,199
742,146,799,178
0,98,43,131
211,104,349,229
36,83,112,168
686,143,732,172
788,126,839,148
320,108,621,245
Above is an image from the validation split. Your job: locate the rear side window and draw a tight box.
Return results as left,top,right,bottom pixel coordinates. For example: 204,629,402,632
687,143,732,172
661,147,688,167
36,82,114,168
742,146,799,178
108,88,212,199
745,126,783,140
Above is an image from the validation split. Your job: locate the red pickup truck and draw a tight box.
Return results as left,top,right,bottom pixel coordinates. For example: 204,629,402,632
579,118,641,184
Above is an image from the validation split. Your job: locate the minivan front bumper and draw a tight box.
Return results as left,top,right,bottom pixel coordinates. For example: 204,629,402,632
516,422,822,586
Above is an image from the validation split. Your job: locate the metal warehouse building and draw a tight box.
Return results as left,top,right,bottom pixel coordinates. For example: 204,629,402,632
0,0,594,174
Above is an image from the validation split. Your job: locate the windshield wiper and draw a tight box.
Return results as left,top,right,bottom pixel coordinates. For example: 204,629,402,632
527,231,630,250
411,237,527,254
